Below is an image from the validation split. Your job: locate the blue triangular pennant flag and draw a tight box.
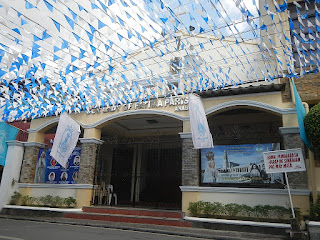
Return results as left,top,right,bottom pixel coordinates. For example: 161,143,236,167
90,45,96,55
98,20,106,29
53,54,61,61
118,33,123,41
64,15,74,29
91,2,99,9
52,19,61,32
89,24,96,34
33,35,41,42
79,48,85,59
12,28,21,35
54,46,60,52
0,69,6,78
42,30,51,40
61,38,69,49
43,0,53,12
94,61,100,68
108,65,114,74
22,54,29,63
78,4,84,11
71,55,77,62
21,18,28,25
25,1,36,9
86,30,94,43
98,0,107,12
73,33,80,42
68,8,77,21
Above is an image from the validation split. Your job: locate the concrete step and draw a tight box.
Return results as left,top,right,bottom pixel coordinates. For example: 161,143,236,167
82,206,183,219
64,211,192,227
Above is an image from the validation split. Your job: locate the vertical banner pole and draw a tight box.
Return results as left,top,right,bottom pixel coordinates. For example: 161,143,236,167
285,172,296,219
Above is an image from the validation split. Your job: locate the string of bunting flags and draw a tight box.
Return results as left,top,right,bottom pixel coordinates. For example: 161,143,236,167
0,0,319,122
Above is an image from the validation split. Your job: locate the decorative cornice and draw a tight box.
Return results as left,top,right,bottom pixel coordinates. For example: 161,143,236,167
24,142,46,148
6,140,24,147
79,138,104,145
18,183,95,189
179,132,192,139
279,127,300,135
179,186,311,196
205,100,296,116
28,117,60,133
82,109,188,128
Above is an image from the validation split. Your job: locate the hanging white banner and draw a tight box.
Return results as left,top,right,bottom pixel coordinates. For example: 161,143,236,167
188,93,213,149
50,112,80,168
263,148,306,174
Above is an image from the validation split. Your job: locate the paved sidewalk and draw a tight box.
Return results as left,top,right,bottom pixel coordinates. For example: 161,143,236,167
0,206,290,240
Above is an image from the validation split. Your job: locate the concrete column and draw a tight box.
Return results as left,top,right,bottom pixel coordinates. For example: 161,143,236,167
279,127,309,189
19,142,46,183
78,138,104,184
83,128,101,139
180,132,200,186
0,141,24,210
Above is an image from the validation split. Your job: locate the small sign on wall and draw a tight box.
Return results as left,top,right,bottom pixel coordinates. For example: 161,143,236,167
263,148,306,174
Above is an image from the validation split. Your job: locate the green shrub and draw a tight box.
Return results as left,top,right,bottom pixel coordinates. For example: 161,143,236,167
40,195,54,206
240,204,254,217
9,191,22,205
224,203,241,217
188,201,203,217
8,193,77,208
51,196,64,207
64,197,77,207
309,202,320,221
270,206,290,219
21,195,35,206
304,103,320,152
187,201,292,221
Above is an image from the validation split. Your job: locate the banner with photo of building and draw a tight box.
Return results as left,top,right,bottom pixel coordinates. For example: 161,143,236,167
34,147,81,184
201,143,284,185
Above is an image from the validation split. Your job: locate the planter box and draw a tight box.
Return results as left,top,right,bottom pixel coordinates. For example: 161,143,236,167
185,216,291,236
307,221,320,240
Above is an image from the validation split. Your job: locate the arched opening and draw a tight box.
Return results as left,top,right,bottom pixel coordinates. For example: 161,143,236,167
208,107,282,145
94,114,183,209
200,107,284,188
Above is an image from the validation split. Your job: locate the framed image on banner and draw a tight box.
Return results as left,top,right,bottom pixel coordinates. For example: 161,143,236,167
200,143,285,186
34,147,81,184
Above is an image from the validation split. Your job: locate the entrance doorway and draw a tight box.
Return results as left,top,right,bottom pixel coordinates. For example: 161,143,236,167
93,114,183,209
95,139,182,209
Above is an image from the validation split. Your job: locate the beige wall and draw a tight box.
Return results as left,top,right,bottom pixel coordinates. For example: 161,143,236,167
18,184,93,208
28,92,295,134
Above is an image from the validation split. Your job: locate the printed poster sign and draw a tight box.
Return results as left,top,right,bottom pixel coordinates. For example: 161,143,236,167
201,143,284,185
263,148,306,174
34,147,81,184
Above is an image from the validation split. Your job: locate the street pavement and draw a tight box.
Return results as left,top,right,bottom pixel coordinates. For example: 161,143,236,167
0,216,289,240
0,218,209,240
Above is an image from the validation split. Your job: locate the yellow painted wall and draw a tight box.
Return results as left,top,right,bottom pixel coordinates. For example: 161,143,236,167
182,191,199,214
76,189,93,208
292,195,310,216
